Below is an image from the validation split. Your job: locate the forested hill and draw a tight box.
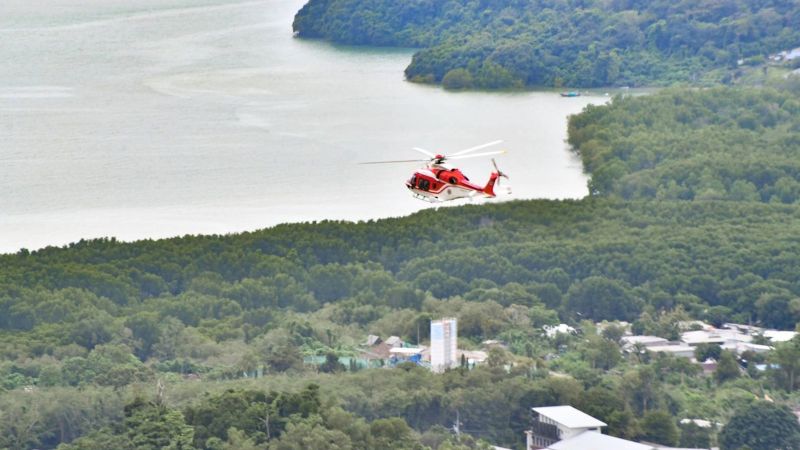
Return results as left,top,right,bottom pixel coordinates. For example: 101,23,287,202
4,199,800,355
292,0,800,89
568,82,800,201
4,198,800,447
8,84,800,448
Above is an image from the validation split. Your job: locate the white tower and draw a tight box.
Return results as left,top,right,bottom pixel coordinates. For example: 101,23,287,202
431,318,457,373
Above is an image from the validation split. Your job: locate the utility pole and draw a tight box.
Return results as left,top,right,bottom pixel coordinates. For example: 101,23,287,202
452,410,461,442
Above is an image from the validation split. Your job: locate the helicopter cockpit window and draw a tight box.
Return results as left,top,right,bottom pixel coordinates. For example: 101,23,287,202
419,179,430,191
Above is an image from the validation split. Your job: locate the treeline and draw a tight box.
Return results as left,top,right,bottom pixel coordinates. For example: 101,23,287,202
6,83,800,447
52,383,488,450
3,199,800,447
4,200,800,358
6,381,492,449
292,0,800,88
568,82,800,201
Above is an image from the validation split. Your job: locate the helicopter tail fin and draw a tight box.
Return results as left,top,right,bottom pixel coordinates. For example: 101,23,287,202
483,159,508,197
483,172,500,197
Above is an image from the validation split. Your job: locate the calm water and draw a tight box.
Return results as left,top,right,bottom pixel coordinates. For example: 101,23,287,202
0,0,604,253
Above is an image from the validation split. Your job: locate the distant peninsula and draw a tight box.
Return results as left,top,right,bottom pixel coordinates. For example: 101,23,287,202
293,0,800,89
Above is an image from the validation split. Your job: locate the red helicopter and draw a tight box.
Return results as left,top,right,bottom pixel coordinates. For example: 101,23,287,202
361,140,509,202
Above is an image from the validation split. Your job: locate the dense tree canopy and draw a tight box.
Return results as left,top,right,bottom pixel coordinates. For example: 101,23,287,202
2,195,800,447
568,82,800,201
293,0,800,88
719,401,800,450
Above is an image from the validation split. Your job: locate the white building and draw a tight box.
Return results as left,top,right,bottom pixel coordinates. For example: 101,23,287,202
389,347,424,357
431,318,457,373
721,341,772,355
762,330,797,343
543,323,576,339
681,329,749,346
526,405,709,450
681,323,797,356
526,406,605,449
647,344,696,359
548,431,656,450
621,335,670,349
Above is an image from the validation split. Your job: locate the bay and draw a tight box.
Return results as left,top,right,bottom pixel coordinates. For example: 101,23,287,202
0,0,603,253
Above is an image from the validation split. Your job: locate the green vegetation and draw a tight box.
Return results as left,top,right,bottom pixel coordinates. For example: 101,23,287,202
5,67,800,450
4,196,800,447
568,82,800,201
719,401,800,450
293,0,800,89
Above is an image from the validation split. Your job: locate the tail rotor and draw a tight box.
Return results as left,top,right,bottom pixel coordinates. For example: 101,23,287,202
492,158,509,185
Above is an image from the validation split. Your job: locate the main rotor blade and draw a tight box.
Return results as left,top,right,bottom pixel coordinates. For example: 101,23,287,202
448,150,506,160
358,159,428,165
448,140,503,157
412,147,436,157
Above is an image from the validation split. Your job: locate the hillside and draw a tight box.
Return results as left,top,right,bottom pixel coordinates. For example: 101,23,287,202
3,198,800,448
293,0,800,89
5,84,800,449
569,81,800,200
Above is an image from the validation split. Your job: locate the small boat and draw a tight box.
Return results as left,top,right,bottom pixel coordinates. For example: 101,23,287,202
560,91,581,97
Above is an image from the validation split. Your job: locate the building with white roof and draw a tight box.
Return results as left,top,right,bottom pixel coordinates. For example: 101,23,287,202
458,349,488,365
389,347,424,356
543,324,577,339
623,335,669,346
526,406,710,450
526,406,605,448
622,335,669,349
548,430,655,450
721,341,772,355
681,329,751,346
680,323,796,355
646,344,696,359
679,418,720,429
384,336,404,347
762,330,797,343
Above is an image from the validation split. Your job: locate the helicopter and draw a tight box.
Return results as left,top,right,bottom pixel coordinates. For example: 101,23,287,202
360,140,509,202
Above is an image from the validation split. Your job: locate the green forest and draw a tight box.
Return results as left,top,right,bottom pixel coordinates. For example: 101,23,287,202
292,0,800,89
568,80,800,200
3,0,800,448
4,81,800,448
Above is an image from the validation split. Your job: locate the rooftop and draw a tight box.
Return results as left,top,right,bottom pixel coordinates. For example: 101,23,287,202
548,430,653,450
532,406,607,429
622,336,669,348
543,324,577,338
762,330,797,343
647,344,695,354
681,329,751,345
389,347,424,355
679,418,720,429
385,336,404,347
721,341,772,354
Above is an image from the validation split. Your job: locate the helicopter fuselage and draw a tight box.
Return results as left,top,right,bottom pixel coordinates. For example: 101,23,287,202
405,164,499,202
